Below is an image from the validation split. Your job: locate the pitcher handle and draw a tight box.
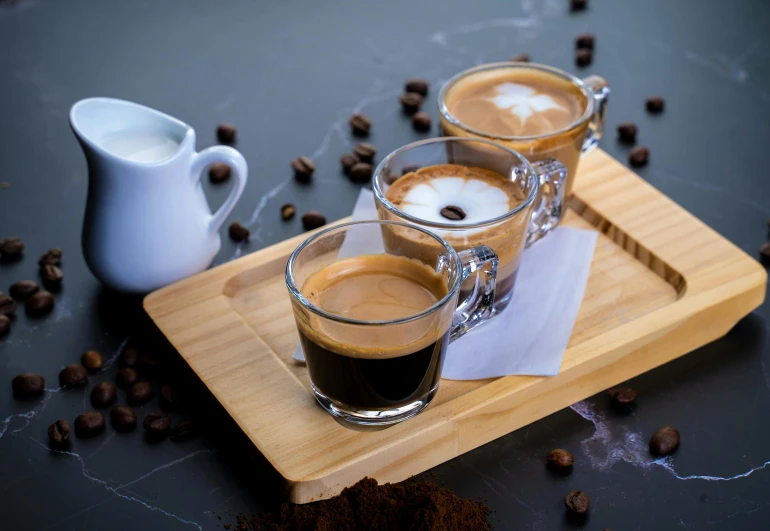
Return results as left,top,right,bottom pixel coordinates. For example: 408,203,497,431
191,146,249,235
525,159,568,247
582,75,610,153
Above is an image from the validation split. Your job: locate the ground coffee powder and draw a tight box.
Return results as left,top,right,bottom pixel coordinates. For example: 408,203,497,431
235,477,491,530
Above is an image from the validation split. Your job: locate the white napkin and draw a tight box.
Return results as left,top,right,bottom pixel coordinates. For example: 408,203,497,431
293,189,598,379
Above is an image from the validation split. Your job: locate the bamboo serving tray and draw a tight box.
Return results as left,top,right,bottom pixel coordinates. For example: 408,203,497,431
144,149,766,504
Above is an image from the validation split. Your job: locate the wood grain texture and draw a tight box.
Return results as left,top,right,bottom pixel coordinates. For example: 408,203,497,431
144,149,767,503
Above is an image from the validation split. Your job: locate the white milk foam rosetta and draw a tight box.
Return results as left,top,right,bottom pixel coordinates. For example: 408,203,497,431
487,82,566,123
100,130,180,163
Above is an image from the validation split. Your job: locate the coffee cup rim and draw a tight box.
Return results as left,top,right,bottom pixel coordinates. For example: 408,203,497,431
286,220,464,326
437,61,595,141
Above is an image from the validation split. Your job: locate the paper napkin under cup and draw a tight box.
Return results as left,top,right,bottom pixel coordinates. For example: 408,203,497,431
293,189,598,379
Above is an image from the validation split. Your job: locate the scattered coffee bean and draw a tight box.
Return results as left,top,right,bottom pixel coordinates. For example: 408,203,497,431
280,203,297,221
229,221,250,242
546,448,574,468
0,237,24,259
412,111,432,132
399,92,423,114
12,373,45,398
353,143,377,163
629,145,650,167
617,122,638,143
339,153,359,174
510,53,530,62
349,113,372,136
575,48,592,67
9,280,40,301
26,290,54,317
404,78,429,97
91,382,117,408
760,242,770,265
38,248,62,266
127,381,154,406
59,364,87,388
170,420,197,442
649,426,680,456
0,315,9,336
118,345,139,368
349,162,373,183
160,384,182,410
564,490,590,514
216,123,237,144
646,96,665,114
0,182,8,189
48,419,71,446
570,0,587,11
81,350,104,372
291,156,315,183
116,367,140,389
440,205,466,221
607,386,637,405
74,412,105,438
209,162,231,184
144,412,172,437
40,264,63,288
302,211,327,231
139,350,163,371
575,33,595,49
0,294,18,316
111,405,137,432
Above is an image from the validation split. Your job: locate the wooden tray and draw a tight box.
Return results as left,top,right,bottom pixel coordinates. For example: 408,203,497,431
144,149,766,503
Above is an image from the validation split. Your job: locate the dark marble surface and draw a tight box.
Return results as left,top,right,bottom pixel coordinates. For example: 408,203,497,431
1,0,769,529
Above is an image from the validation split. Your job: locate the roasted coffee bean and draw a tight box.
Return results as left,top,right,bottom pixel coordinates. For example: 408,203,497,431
510,53,530,62
349,113,372,136
170,420,197,442
412,111,432,132
339,153,359,174
302,211,327,231
575,48,592,67
617,122,638,144
12,373,45,398
48,420,71,446
607,386,637,405
353,143,377,163
291,156,315,183
0,294,17,316
116,367,140,389
26,291,54,316
160,384,182,410
127,381,154,406
349,162,373,183
216,123,237,144
111,405,137,432
440,205,466,221
144,412,172,437
646,96,665,114
118,345,139,368
91,382,117,408
208,162,231,183
139,350,163,371
546,449,574,468
629,145,650,167
570,0,587,11
59,364,87,388
564,490,590,514
229,221,250,242
399,92,423,114
0,315,9,336
81,350,104,372
760,242,770,265
38,248,62,266
575,33,595,49
404,78,429,97
0,237,24,258
280,203,297,221
74,412,105,438
649,426,680,456
0,182,8,189
10,280,40,301
40,264,63,287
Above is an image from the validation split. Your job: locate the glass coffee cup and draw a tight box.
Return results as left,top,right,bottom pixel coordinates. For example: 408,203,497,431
286,220,498,425
373,137,566,314
438,62,609,199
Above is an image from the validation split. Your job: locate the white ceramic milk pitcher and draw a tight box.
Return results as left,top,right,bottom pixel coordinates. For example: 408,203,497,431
70,97,248,293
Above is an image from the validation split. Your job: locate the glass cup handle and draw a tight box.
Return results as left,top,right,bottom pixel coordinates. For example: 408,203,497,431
450,245,498,341
525,159,568,248
581,75,610,153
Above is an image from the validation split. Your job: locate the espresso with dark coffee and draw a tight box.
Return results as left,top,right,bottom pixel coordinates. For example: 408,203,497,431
298,254,450,409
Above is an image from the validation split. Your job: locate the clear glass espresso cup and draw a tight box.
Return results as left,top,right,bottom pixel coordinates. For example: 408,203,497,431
286,220,498,425
373,137,566,314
